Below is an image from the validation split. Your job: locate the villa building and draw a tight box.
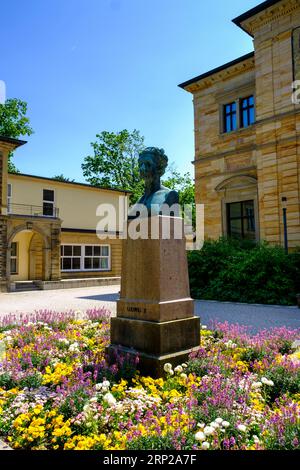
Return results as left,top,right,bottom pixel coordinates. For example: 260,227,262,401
179,0,300,248
0,136,129,292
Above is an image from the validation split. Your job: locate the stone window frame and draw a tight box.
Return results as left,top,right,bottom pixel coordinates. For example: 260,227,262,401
226,199,256,240
221,194,259,242
215,175,260,242
60,243,111,272
218,83,256,135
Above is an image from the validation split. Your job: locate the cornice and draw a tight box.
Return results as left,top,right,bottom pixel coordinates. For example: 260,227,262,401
240,0,300,37
186,58,255,93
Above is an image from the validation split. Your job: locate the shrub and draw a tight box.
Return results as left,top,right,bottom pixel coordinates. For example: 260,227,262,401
188,239,300,305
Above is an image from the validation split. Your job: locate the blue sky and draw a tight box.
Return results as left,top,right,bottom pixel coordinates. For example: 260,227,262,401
1,0,258,182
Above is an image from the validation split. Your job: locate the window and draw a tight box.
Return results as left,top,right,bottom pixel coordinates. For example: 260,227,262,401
222,95,255,133
61,245,82,271
43,189,55,216
61,245,110,271
7,183,12,213
10,242,18,274
241,96,255,128
223,102,237,133
227,200,256,240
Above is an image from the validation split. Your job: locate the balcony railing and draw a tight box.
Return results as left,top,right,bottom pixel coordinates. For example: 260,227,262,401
8,203,59,218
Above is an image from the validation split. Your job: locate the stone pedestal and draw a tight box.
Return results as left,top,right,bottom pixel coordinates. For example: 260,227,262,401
107,216,200,377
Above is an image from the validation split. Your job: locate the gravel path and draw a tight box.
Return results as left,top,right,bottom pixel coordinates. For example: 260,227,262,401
0,286,299,333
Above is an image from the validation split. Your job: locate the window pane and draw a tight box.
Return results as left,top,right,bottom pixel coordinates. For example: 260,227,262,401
93,258,100,269
243,109,249,127
225,115,231,132
62,258,72,270
242,201,254,217
249,106,255,124
84,257,92,269
231,102,236,112
228,202,242,218
101,246,109,256
94,246,100,256
11,242,17,257
11,259,17,274
72,258,81,270
73,246,81,256
249,95,254,105
43,202,54,216
85,246,93,256
100,258,109,269
232,112,237,130
229,219,242,238
43,189,54,202
64,246,72,256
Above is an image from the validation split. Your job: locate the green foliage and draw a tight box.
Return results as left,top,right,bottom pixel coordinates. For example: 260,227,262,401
0,98,33,172
52,174,75,182
188,238,300,305
82,129,145,203
127,434,174,450
0,372,16,390
264,366,300,403
163,168,195,228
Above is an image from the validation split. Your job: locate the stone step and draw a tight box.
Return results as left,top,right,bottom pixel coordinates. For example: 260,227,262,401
14,282,41,292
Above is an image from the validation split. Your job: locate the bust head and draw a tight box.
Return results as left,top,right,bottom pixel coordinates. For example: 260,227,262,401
138,147,168,180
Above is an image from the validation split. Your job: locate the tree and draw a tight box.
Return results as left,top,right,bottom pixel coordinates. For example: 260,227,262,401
0,98,34,172
82,129,145,203
53,174,75,183
163,168,195,228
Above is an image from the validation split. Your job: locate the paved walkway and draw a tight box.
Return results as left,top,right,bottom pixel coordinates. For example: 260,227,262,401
0,286,299,333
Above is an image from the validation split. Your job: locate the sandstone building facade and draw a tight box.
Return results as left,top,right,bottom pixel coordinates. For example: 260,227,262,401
0,136,129,292
180,0,300,248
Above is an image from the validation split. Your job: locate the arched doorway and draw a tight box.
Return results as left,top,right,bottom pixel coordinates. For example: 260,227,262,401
7,225,51,283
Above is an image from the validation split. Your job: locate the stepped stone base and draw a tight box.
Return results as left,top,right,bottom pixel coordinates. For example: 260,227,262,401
110,316,200,355
106,344,201,378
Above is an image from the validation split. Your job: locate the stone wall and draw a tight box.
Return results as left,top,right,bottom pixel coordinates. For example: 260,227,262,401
186,0,300,248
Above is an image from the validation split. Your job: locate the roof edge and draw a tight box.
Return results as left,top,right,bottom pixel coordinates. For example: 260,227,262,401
232,0,283,33
8,172,132,194
178,51,255,90
0,135,27,148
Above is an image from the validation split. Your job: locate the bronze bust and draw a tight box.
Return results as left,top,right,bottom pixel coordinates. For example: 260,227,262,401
128,147,179,219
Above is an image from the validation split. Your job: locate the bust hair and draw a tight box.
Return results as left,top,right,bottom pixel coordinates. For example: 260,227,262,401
139,147,168,177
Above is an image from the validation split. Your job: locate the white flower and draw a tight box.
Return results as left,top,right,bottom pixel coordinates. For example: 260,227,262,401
174,365,183,374
252,381,262,389
201,441,210,450
210,422,219,429
197,423,205,428
215,418,223,424
253,435,260,443
201,325,207,330
195,431,206,441
163,363,173,373
96,380,110,392
261,377,274,386
203,426,214,436
89,396,98,403
169,370,174,376
222,421,230,428
103,392,116,406
181,363,188,369
237,424,247,433
180,373,187,380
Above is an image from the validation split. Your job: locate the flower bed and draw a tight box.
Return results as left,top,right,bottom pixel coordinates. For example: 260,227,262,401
0,309,299,450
